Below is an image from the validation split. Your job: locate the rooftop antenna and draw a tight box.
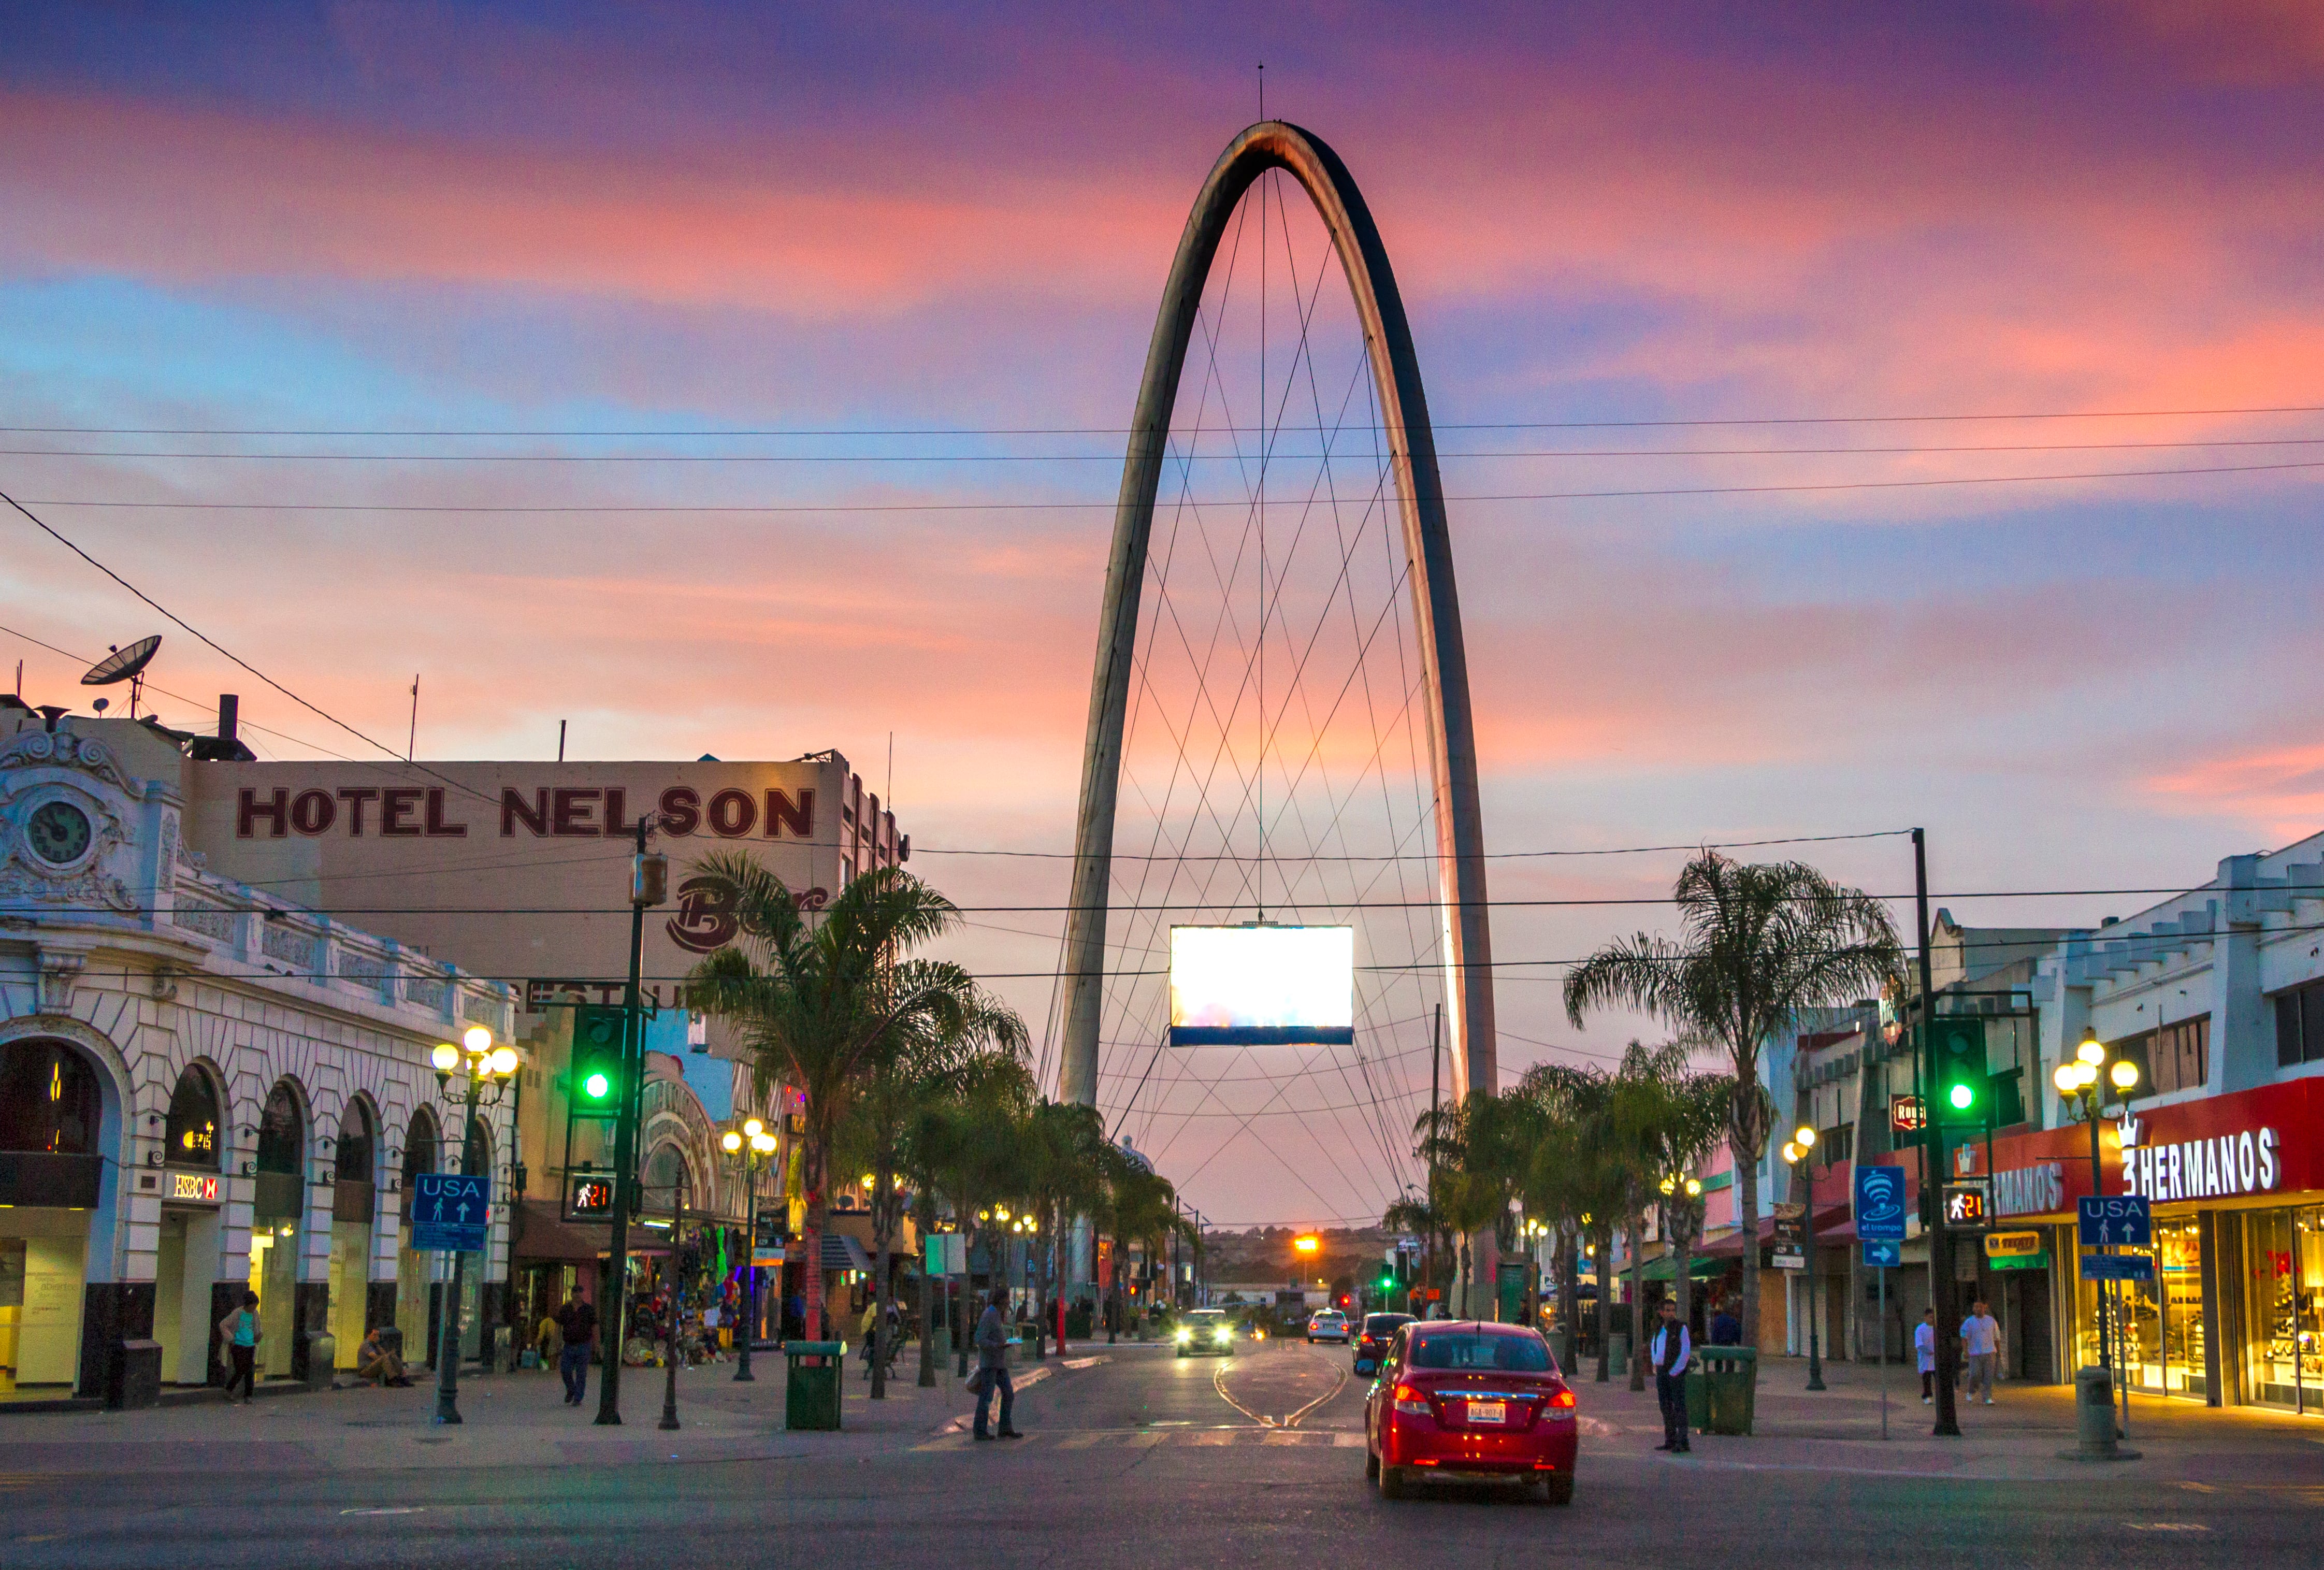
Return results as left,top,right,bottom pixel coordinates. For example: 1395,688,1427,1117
1258,61,1265,121
81,634,162,719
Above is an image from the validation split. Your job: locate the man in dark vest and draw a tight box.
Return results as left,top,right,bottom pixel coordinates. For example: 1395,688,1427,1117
1650,1298,1693,1453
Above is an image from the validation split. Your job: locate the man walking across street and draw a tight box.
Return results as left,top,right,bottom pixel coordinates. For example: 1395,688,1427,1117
555,1291,598,1407
1916,1308,1938,1402
1961,1299,2002,1406
1649,1299,1692,1453
973,1286,1022,1441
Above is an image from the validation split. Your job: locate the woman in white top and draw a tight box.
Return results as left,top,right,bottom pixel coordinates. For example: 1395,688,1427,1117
1914,1308,1937,1403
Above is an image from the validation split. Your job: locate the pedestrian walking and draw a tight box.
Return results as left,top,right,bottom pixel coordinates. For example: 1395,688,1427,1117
218,1290,261,1404
1914,1308,1937,1402
972,1286,1022,1441
1709,1299,1742,1346
1961,1299,2002,1405
1649,1299,1692,1453
554,1291,598,1406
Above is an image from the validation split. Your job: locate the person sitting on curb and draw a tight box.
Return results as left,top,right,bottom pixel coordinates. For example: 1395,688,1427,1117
355,1326,411,1387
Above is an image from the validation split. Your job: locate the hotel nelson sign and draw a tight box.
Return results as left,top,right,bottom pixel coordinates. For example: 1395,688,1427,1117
183,760,847,998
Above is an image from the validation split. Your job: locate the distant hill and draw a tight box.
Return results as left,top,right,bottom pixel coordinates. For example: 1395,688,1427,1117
1201,1224,1402,1289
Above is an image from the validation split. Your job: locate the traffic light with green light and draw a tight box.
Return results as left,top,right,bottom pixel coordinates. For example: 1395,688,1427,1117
1931,1017,1987,1126
569,1003,626,1119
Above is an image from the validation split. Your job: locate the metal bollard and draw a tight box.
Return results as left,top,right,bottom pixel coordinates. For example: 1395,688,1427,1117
2059,1366,2141,1462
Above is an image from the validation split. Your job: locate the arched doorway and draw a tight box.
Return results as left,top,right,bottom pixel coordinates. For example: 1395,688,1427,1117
248,1081,305,1381
395,1107,439,1360
328,1100,378,1370
0,1040,105,1396
154,1063,224,1387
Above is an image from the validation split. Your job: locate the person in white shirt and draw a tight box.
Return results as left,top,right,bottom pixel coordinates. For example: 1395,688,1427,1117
1960,1300,2003,1405
1649,1300,1693,1453
1914,1308,1937,1403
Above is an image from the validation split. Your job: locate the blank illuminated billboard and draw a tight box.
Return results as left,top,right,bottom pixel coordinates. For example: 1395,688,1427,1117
1167,925,1355,1046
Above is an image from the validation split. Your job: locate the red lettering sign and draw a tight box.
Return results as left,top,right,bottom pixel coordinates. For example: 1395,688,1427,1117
336,787,380,836
707,788,756,837
658,786,701,837
502,788,550,836
551,788,601,837
237,788,288,838
380,787,424,837
423,787,468,838
290,789,335,835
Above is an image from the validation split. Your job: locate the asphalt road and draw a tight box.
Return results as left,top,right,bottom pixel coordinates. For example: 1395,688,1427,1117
8,1339,2319,1568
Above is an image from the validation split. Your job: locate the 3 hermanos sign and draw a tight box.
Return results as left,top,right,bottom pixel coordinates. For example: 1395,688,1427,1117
181,757,888,1005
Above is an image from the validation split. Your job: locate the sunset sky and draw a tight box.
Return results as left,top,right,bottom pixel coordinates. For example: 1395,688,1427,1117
7,4,2322,1223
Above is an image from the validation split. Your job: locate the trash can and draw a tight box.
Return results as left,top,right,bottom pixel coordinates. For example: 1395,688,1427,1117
784,1341,844,1430
1697,1346,1757,1435
1684,1365,1710,1431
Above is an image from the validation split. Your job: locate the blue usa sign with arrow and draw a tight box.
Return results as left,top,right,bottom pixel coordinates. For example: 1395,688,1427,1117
411,1172,490,1253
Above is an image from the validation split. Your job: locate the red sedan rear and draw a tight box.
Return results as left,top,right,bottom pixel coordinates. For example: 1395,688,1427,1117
1363,1321,1578,1505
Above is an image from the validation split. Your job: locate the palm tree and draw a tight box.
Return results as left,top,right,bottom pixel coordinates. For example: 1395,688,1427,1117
912,1056,1037,1374
1612,1043,1734,1351
1413,1092,1527,1318
1562,850,1900,1353
1105,1166,1180,1339
687,858,1023,1344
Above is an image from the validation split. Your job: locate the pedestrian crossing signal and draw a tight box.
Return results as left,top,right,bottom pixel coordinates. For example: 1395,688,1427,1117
569,1003,625,1119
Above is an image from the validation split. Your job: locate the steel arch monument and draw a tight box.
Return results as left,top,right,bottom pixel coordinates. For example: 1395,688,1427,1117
1058,121,1497,1111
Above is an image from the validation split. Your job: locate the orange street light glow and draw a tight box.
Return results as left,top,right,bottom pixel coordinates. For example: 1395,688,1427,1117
1294,1235,1321,1254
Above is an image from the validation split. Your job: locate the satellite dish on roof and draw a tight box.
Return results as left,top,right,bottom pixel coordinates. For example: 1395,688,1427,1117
80,635,161,719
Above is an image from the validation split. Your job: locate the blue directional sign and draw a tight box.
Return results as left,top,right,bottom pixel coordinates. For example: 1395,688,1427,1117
2077,1194,2152,1249
1860,1239,1902,1269
1853,1164,1909,1243
411,1172,490,1253
2079,1252,2156,1283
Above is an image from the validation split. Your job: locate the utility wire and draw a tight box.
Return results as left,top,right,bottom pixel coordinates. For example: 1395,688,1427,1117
22,453,2324,511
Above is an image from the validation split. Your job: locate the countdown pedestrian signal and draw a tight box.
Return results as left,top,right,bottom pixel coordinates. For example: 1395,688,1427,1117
569,1003,626,1119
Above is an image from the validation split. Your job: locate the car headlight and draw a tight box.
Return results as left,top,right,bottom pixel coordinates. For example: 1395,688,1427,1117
1176,1328,1192,1343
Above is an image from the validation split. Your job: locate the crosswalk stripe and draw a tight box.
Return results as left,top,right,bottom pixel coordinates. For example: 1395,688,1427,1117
1057,1433,1106,1449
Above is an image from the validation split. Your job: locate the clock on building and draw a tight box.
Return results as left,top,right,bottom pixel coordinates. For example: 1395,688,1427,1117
24,799,94,867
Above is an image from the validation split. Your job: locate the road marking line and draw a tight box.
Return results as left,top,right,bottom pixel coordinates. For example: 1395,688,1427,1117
1124,1431,1166,1448
1192,1430,1239,1446
913,1436,974,1452
1057,1432,1106,1449
341,1507,425,1516
1062,1357,1108,1370
1332,1431,1367,1448
2126,1524,2210,1533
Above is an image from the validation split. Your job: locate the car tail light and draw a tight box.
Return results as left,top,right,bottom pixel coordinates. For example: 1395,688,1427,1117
1392,1384,1431,1416
1548,1387,1576,1408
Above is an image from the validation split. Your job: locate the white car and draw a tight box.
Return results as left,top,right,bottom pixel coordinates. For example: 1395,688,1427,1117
1306,1309,1350,1344
1176,1308,1237,1357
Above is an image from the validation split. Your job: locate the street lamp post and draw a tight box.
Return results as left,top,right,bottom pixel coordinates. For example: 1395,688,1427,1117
1780,1125,1824,1391
720,1119,780,1384
658,1167,688,1432
2053,1028,2141,1425
430,1026,519,1425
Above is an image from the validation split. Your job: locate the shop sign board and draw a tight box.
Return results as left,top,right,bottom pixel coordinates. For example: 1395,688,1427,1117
1984,1230,2043,1258
412,1172,490,1252
1889,1094,1925,1134
2120,1114,2282,1205
2077,1194,2150,1248
1861,1240,1901,1269
2079,1252,2156,1283
166,1171,220,1202
925,1232,966,1275
1854,1165,1908,1241
1990,1250,2049,1272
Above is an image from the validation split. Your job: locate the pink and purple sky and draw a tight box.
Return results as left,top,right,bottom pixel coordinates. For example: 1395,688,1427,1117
6,4,2322,1223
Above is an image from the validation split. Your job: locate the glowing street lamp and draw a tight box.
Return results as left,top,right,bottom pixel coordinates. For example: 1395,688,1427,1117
719,1117,782,1384
429,1028,519,1425
1785,1124,1827,1392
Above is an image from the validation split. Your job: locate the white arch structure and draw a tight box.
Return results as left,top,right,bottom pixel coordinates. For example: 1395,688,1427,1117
1058,121,1497,1112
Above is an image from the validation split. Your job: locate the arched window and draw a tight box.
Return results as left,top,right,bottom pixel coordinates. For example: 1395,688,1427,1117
461,1117,489,1180
255,1082,304,1176
402,1107,438,1186
335,1101,375,1183
164,1064,221,1170
643,1143,692,1202
0,1040,102,1156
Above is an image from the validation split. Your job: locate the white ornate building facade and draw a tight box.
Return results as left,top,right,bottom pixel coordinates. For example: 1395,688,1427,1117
1,714,516,1407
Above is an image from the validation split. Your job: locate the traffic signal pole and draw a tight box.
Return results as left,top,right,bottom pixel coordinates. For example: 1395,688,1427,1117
594,818,653,1425
1914,828,1964,1438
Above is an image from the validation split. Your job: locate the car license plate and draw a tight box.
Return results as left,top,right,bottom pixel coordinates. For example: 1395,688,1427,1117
1467,1400,1506,1424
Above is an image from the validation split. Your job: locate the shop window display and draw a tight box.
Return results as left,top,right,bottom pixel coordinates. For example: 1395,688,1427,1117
2243,1207,2324,1413
2125,1216,2207,1400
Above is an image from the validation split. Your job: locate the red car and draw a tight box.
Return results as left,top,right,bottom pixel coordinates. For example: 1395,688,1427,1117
1363,1321,1578,1505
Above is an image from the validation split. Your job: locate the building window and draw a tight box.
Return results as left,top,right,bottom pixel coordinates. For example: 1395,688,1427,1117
256,1083,304,1176
2274,979,2324,1068
0,1041,102,1155
2113,1017,2210,1097
164,1066,221,1170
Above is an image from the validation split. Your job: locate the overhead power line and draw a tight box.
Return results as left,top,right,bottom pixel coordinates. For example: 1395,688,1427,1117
24,454,2322,513
10,400,2324,436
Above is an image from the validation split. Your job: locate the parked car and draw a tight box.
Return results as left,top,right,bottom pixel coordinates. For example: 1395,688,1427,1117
1353,1312,1413,1375
1364,1321,1578,1506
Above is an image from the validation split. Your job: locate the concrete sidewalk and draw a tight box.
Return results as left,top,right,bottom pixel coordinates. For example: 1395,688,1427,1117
0,1342,1028,1475
1567,1352,2324,1484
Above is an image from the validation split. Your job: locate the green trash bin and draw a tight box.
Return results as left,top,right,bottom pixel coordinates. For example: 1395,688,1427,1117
1697,1346,1757,1435
1684,1366,1710,1432
785,1340,845,1431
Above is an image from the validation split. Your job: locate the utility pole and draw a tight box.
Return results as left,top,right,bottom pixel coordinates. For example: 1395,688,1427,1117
1426,1004,1442,1308
1914,828,1962,1438
596,818,664,1425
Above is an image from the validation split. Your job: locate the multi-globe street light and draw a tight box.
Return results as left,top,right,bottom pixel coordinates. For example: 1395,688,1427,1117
1778,1124,1825,1391
429,1024,517,1425
718,1117,780,1384
2054,1027,2142,1395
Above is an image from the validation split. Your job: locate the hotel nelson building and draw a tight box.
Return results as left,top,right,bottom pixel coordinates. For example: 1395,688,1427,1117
3,692,905,1404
